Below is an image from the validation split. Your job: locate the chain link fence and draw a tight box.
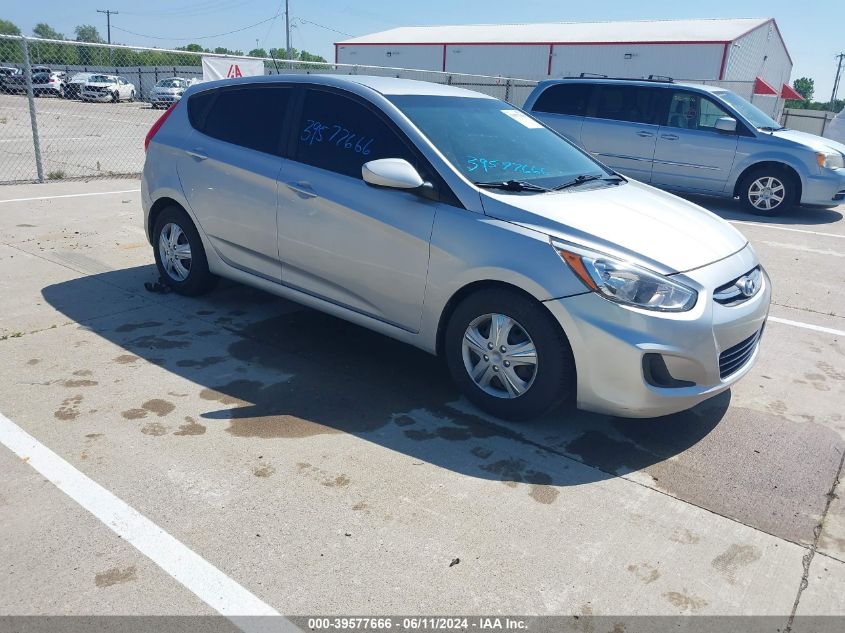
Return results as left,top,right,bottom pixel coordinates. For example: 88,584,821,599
0,34,539,184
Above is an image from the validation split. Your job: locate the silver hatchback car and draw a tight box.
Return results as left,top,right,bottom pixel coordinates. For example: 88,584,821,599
142,75,770,420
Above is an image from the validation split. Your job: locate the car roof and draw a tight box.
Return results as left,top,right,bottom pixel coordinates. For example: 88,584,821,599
188,73,495,100
537,77,727,95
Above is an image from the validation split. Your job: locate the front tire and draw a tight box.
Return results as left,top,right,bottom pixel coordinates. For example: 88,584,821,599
152,206,217,296
739,167,797,216
111,90,119,103
444,288,575,420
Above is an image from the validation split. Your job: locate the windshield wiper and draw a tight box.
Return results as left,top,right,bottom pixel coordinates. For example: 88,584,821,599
551,173,625,191
473,179,550,192
758,126,786,132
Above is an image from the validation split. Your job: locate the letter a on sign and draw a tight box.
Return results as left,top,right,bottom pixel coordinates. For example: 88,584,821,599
202,56,264,81
227,64,243,78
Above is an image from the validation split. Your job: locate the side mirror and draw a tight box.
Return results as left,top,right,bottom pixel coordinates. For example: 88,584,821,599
362,158,425,190
715,117,737,133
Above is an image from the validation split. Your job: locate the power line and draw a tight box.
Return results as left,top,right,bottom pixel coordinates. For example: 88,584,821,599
110,13,281,41
294,18,353,37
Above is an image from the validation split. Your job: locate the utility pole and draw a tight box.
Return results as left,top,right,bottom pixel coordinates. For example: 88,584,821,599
831,53,845,110
97,9,118,64
285,0,291,61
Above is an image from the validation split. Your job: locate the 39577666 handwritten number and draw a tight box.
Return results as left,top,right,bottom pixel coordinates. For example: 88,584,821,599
301,120,373,155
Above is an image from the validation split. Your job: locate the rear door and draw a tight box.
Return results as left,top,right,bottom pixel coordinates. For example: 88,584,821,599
276,87,440,332
579,84,668,183
528,83,593,146
651,90,740,193
177,84,292,281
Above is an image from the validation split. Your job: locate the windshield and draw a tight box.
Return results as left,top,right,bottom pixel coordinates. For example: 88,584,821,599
713,90,782,130
89,75,111,83
387,95,611,189
157,78,186,88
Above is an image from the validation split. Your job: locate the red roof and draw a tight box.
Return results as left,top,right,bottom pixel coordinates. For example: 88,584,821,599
781,83,804,100
753,76,778,96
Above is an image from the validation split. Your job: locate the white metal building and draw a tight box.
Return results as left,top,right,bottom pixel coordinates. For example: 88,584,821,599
336,18,794,113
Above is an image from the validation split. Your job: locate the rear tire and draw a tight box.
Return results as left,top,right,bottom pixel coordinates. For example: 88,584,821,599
738,166,798,216
152,206,218,296
444,288,575,420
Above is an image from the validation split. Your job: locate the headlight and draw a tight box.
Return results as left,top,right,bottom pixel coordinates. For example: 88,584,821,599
817,151,844,170
555,243,698,312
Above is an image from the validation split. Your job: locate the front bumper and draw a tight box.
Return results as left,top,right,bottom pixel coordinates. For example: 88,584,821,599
151,93,182,106
544,245,770,418
82,92,113,102
802,167,845,206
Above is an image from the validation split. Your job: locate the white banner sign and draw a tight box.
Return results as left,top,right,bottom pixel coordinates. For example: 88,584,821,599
201,56,265,81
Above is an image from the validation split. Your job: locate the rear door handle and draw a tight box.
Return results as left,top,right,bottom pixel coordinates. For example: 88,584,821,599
636,130,655,137
286,181,318,198
186,149,207,160
661,134,679,141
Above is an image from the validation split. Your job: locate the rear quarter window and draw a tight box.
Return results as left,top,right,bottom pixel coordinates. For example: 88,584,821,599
531,83,593,116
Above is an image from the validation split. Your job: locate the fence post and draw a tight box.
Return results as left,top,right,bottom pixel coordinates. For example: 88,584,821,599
20,38,45,184
505,79,511,103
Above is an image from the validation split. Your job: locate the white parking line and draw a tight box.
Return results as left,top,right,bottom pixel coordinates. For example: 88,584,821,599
0,412,296,629
769,316,845,337
729,220,845,240
0,189,140,203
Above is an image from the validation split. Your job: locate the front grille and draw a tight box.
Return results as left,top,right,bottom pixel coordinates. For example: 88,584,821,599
719,330,762,379
713,266,763,306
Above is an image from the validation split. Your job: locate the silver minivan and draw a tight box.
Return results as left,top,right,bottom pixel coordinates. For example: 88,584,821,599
142,75,770,420
524,78,845,215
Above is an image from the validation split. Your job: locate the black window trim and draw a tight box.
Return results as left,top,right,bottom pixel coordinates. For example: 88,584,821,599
287,84,464,209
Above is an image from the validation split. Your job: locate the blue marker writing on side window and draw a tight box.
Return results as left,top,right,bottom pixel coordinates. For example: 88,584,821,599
301,120,373,155
467,156,547,175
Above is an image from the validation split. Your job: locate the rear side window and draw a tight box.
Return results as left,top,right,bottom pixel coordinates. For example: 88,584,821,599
188,90,215,130
593,85,666,125
295,89,415,179
532,83,593,116
194,86,290,155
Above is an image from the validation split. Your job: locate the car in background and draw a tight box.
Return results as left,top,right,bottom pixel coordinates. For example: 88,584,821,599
524,77,845,215
64,72,96,99
2,66,56,94
150,77,189,109
32,71,67,98
81,74,136,102
142,75,770,420
0,66,21,94
826,108,845,146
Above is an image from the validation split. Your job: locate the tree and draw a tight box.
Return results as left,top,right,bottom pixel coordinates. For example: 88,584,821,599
212,46,243,56
177,43,206,53
74,24,103,43
0,18,20,35
793,77,814,101
248,48,268,58
299,50,327,63
33,23,64,40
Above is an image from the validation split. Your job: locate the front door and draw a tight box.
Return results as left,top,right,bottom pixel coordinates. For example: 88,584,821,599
651,90,739,193
277,87,438,332
177,85,291,281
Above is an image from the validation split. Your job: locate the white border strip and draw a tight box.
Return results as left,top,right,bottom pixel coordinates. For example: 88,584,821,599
0,412,297,629
0,189,140,204
729,220,845,240
769,316,845,337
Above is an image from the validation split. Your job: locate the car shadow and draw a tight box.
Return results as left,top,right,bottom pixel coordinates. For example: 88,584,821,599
681,193,844,225
42,266,730,491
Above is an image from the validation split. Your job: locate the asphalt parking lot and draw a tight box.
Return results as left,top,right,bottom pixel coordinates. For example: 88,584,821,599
0,93,160,182
0,179,843,626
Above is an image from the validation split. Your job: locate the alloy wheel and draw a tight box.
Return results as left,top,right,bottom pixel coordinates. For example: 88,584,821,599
158,222,192,282
748,176,785,212
461,313,538,399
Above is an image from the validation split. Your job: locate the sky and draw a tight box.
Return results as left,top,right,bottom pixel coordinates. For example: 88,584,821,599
4,0,844,99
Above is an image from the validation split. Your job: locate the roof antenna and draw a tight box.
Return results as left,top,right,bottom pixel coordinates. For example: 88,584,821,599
268,48,281,75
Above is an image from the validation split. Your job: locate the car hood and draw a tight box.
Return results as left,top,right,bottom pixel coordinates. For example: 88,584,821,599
479,180,748,274
153,87,182,94
770,128,845,155
84,82,116,88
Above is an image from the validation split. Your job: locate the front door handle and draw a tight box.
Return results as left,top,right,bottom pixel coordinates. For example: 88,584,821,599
286,181,318,199
661,134,680,141
636,130,655,137
186,149,207,160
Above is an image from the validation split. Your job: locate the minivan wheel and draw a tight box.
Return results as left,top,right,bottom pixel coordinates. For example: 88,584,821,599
739,167,797,216
152,206,217,296
444,288,575,420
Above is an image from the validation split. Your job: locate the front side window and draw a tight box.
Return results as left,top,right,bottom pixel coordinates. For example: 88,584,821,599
532,83,593,116
201,86,290,155
295,89,415,178
593,85,665,125
388,95,611,188
666,92,731,131
713,90,782,130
